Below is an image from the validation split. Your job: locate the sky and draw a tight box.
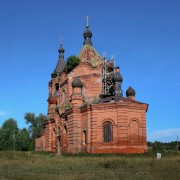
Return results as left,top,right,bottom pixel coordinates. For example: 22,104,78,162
0,0,180,142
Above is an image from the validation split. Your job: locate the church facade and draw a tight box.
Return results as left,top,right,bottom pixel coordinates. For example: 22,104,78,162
35,22,148,154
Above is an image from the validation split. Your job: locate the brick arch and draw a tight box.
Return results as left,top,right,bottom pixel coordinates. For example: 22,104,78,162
128,119,140,144
101,118,116,126
128,118,142,128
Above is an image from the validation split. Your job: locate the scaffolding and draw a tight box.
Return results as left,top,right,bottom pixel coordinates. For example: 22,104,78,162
102,53,115,97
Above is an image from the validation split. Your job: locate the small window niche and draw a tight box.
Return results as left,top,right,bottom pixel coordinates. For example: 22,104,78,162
55,83,59,96
83,130,87,145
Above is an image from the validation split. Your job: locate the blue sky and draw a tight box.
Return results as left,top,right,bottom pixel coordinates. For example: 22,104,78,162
0,0,180,142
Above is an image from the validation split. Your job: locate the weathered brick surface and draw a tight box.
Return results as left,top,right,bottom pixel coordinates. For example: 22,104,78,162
36,93,148,154
35,39,148,154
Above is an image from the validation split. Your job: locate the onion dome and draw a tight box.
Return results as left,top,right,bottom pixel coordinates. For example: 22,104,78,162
126,86,136,97
113,72,123,82
48,96,57,104
83,25,92,45
72,77,83,88
83,25,92,38
58,42,65,54
83,16,93,45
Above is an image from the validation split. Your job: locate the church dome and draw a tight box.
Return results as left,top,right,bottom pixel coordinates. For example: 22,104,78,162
113,72,123,82
126,86,135,97
58,43,65,54
72,77,83,88
48,96,57,104
83,26,92,38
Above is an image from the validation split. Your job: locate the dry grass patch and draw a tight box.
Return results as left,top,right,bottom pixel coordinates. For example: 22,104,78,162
0,151,179,179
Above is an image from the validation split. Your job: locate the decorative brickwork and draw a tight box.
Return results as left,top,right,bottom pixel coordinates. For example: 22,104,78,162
35,22,148,154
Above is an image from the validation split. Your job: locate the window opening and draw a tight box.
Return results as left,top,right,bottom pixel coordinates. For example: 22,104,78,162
103,121,113,142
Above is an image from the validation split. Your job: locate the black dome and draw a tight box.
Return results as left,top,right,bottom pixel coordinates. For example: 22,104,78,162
72,77,83,88
58,43,65,54
113,72,123,82
126,86,135,97
83,26,92,38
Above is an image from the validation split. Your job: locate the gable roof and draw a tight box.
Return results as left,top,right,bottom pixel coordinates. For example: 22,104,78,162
78,44,103,67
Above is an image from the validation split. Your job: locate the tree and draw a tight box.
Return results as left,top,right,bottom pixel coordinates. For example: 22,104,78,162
0,118,18,150
16,128,31,151
65,55,80,73
148,141,178,152
24,113,47,150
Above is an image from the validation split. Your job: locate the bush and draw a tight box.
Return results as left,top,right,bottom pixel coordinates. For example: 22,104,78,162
65,55,80,73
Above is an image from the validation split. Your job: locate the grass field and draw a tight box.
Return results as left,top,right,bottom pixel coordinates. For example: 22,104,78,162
0,151,179,180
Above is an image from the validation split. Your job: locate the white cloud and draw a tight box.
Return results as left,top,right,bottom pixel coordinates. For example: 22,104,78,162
148,128,180,142
0,111,7,116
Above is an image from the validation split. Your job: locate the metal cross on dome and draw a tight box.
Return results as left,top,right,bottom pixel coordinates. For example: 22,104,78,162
60,37,63,46
86,16,89,26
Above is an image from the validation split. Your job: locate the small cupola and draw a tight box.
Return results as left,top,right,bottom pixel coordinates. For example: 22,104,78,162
58,42,65,55
48,96,58,104
83,26,92,39
126,86,136,100
72,77,83,88
113,67,123,83
113,67,123,101
83,16,93,45
70,77,84,106
113,72,123,83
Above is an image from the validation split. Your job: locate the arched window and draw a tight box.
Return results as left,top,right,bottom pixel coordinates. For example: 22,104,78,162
63,126,67,145
83,130,87,145
55,83,59,96
103,121,113,142
57,127,61,153
57,127,61,146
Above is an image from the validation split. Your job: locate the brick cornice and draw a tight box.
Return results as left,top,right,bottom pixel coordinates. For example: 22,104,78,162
80,105,91,113
90,101,148,111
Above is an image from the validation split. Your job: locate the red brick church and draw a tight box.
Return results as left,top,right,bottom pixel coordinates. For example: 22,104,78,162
35,20,148,154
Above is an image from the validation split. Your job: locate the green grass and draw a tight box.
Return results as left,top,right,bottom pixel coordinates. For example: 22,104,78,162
0,151,179,180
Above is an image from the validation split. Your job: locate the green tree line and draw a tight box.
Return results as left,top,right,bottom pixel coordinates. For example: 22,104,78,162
0,113,46,151
148,141,179,152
